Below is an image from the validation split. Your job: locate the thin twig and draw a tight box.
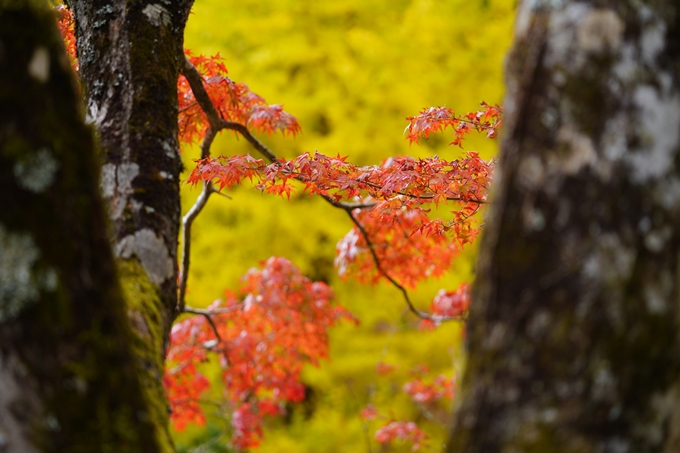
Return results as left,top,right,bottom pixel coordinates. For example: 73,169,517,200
184,305,243,315
345,210,463,324
345,210,429,320
183,305,223,344
177,127,221,314
218,119,278,162
178,180,213,313
358,178,488,205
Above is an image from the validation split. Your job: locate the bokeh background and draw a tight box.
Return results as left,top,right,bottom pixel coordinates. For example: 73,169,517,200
178,1,516,451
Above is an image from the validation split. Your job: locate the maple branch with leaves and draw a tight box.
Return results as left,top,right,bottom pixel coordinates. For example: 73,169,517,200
177,58,375,314
345,210,464,323
175,52,493,446
179,54,446,323
181,56,378,210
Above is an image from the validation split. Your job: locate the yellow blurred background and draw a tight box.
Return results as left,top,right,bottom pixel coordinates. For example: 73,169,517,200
178,1,516,451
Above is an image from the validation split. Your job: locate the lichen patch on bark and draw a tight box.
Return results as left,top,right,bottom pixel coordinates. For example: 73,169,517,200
115,228,174,285
0,353,42,453
142,4,171,27
576,9,624,55
27,46,50,83
101,162,140,218
85,97,109,127
626,88,680,183
12,147,59,194
641,17,666,64
0,224,57,323
556,124,597,175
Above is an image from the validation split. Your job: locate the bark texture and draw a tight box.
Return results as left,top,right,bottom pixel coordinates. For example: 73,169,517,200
64,2,194,449
0,2,168,452
68,0,193,333
447,1,680,452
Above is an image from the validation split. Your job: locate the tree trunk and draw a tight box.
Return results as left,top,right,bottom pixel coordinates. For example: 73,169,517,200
68,0,193,340
0,2,168,451
64,2,194,449
448,1,680,452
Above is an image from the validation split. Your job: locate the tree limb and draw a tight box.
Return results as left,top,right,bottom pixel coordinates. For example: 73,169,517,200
180,54,462,323
345,210,464,324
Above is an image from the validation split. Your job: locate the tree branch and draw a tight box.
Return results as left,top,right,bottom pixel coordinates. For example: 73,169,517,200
177,181,212,313
181,54,464,323
182,58,222,129
345,210,464,324
177,126,222,314
183,306,223,345
181,303,244,356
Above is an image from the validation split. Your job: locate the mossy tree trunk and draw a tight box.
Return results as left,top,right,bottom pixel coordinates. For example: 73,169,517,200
0,2,171,452
67,0,193,343
64,1,194,450
448,1,680,452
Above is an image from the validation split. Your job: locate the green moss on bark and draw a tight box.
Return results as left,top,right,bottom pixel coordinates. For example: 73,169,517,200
0,2,172,452
118,258,175,453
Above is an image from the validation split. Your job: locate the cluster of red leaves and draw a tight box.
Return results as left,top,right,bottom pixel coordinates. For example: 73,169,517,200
360,406,428,451
52,8,299,145
191,151,492,206
187,154,267,191
164,322,212,431
420,283,471,329
190,152,492,288
178,52,300,145
335,207,460,289
375,422,428,451
376,362,397,376
164,257,354,449
360,365,456,451
55,6,78,70
405,103,503,147
360,404,380,420
403,374,456,403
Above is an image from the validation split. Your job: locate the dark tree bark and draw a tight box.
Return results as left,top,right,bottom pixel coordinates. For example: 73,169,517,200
448,1,680,452
62,2,194,450
68,0,193,339
0,2,170,452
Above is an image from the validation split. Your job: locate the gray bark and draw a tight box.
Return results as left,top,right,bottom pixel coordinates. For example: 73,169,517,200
448,1,680,452
0,2,168,451
64,1,196,450
69,0,193,335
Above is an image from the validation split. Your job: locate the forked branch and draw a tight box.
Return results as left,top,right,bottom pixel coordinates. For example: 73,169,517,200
179,55,460,323
346,210,464,323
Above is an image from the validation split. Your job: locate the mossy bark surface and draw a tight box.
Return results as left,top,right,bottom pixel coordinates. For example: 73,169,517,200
0,2,169,452
68,0,193,334
63,2,195,450
448,1,680,453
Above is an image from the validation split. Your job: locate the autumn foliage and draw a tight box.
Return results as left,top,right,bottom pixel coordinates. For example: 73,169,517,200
166,257,354,448
405,104,502,147
360,364,456,450
178,51,301,145
188,150,492,291
55,6,77,71
57,6,500,450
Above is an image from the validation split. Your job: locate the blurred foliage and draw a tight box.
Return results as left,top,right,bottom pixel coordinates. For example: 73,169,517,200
177,0,515,451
